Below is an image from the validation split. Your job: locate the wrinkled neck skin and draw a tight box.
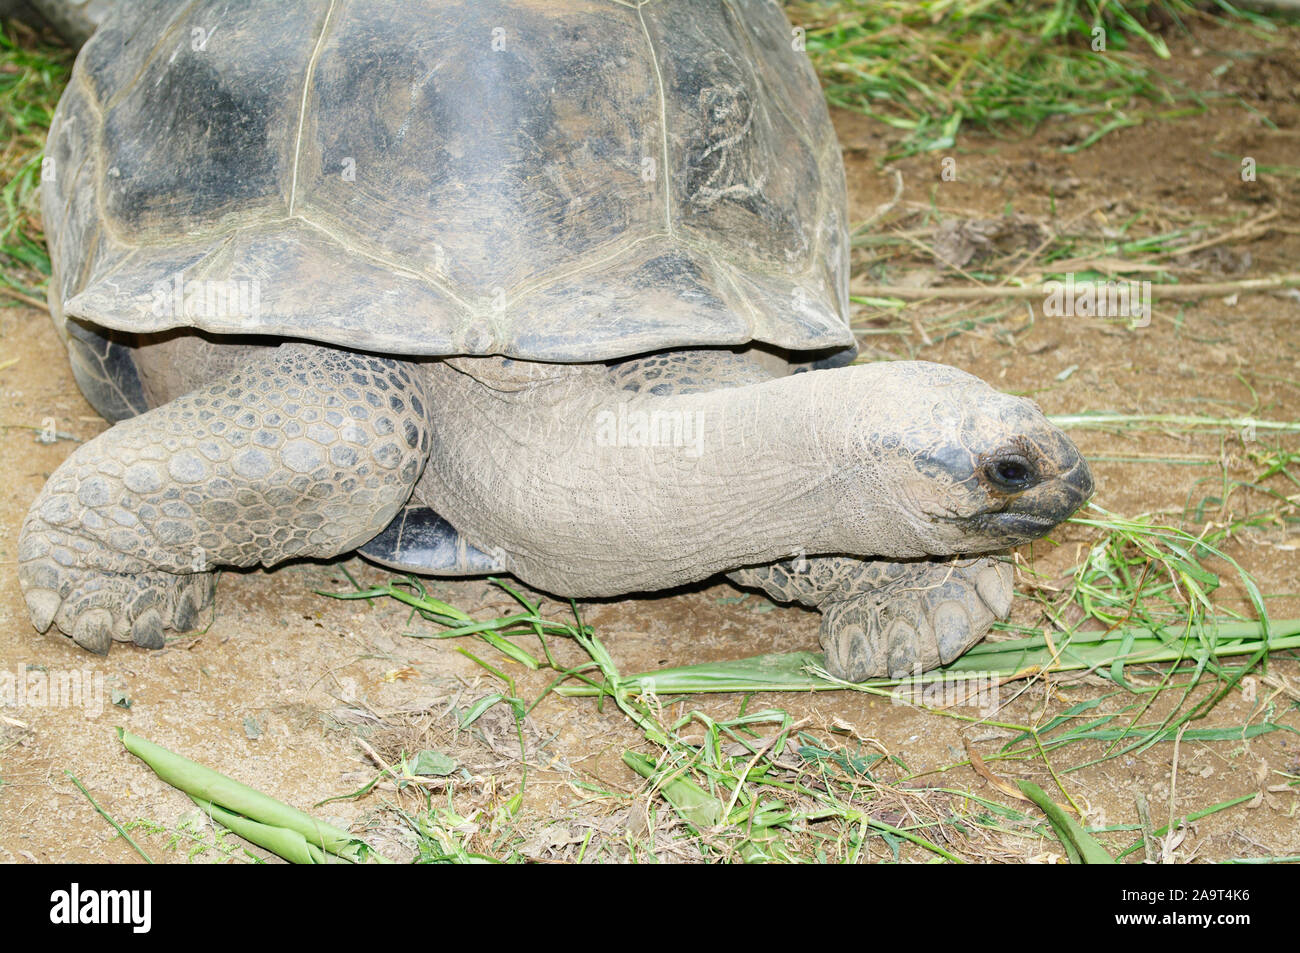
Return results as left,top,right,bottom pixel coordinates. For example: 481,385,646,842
418,357,942,597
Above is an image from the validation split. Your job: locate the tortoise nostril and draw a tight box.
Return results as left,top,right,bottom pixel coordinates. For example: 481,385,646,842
1064,457,1095,500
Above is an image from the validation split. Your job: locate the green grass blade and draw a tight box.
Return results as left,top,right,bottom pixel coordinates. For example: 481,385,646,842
1018,781,1117,864
555,620,1300,696
66,770,154,864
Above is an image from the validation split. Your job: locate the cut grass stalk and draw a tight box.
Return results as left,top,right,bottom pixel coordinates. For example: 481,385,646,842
190,798,334,865
850,274,1300,302
624,751,724,828
552,619,1300,697
1226,856,1300,864
117,728,391,864
1048,412,1300,434
0,282,46,309
1018,780,1117,863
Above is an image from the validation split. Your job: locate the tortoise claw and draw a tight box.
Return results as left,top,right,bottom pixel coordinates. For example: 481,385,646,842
819,557,1010,682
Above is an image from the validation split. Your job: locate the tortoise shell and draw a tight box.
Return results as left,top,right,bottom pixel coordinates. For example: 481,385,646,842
43,0,852,362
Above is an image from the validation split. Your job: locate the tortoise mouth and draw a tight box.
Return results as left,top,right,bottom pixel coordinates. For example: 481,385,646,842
949,455,1094,543
969,510,1059,542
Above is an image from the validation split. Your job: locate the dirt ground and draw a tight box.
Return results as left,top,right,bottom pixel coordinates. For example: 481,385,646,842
1,16,1298,863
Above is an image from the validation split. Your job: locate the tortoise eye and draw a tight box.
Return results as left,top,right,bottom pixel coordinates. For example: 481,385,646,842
984,454,1037,492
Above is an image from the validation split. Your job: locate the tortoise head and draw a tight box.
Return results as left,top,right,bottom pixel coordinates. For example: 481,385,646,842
822,361,1094,557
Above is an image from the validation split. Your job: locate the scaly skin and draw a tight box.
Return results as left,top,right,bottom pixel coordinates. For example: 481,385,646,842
18,343,431,652
728,556,1013,681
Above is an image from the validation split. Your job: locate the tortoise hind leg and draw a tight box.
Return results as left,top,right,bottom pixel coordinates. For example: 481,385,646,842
18,342,431,652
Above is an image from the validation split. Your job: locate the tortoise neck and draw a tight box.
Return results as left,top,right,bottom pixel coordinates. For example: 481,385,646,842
419,359,862,596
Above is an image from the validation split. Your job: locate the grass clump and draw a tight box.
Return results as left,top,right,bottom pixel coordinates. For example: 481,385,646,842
788,0,1253,158
0,21,68,292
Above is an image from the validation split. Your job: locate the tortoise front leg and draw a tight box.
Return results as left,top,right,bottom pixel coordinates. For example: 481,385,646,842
18,343,431,652
729,556,1013,681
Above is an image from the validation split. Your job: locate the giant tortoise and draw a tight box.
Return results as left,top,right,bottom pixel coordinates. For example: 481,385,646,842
19,0,1093,681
